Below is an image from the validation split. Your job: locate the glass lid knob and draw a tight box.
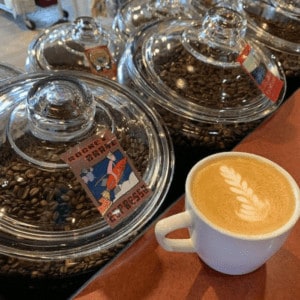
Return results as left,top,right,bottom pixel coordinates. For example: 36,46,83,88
71,16,103,44
200,6,247,48
180,6,248,65
27,75,96,142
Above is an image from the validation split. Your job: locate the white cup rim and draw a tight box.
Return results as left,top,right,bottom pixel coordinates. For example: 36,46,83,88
185,151,300,240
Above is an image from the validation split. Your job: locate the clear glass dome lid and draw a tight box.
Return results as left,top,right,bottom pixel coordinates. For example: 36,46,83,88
270,0,300,19
0,71,174,260
114,0,201,36
8,75,111,169
26,17,124,79
191,0,244,15
126,6,286,122
244,0,300,53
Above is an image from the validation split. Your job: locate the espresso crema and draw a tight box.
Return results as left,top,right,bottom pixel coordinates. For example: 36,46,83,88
190,155,296,235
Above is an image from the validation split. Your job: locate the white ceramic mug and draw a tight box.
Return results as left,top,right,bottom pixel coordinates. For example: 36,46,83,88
155,152,300,275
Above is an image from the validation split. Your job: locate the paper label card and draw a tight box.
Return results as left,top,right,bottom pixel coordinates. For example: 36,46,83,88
61,130,152,227
85,45,117,80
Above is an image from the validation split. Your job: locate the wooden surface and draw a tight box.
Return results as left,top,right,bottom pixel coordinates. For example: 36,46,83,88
73,90,300,300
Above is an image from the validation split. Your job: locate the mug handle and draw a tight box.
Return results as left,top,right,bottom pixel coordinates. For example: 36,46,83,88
154,211,195,252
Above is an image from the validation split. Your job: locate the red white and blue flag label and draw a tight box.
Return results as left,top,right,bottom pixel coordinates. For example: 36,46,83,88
236,44,284,102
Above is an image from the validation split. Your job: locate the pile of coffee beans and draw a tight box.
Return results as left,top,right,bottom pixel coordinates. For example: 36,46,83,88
0,156,100,231
271,49,300,78
0,236,133,279
0,125,149,278
246,10,300,77
160,113,261,150
246,11,300,43
148,43,263,150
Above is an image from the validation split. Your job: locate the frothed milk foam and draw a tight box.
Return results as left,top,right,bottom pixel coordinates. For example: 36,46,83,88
190,155,295,235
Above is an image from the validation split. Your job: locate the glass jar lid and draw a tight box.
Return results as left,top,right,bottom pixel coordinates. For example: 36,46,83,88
121,6,286,123
270,0,300,19
0,71,174,260
191,0,244,15
243,0,300,54
26,17,124,80
113,0,201,37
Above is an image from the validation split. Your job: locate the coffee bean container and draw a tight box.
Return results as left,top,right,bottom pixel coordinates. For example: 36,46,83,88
0,71,174,280
112,0,201,38
26,17,124,80
243,0,300,78
118,7,286,152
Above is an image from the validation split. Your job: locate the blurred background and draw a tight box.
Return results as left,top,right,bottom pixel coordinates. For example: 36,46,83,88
0,0,95,68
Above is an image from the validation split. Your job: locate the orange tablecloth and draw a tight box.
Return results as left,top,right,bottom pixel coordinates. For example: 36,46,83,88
73,89,300,300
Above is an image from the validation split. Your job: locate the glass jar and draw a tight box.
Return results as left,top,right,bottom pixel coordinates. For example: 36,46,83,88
243,0,300,78
113,0,201,38
26,17,124,81
0,71,174,280
118,6,286,152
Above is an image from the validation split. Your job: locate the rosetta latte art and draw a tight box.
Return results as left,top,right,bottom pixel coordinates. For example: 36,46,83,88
220,165,271,222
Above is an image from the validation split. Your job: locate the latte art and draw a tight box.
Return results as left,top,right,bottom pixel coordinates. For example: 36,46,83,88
219,165,270,222
190,155,296,235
